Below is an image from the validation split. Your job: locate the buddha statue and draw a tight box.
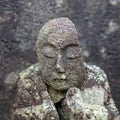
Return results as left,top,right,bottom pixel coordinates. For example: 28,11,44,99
11,18,119,120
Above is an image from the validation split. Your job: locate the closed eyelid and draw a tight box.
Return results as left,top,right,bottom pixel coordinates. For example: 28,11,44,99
42,44,57,58
64,44,79,49
65,44,81,59
42,44,57,50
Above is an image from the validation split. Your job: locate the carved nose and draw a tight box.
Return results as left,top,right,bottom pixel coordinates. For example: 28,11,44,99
56,53,65,73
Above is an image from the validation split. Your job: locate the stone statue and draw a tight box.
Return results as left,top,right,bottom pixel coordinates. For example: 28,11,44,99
11,18,120,120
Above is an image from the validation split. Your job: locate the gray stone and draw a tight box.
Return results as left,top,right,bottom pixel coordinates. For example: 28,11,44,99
63,87,109,120
0,0,120,119
11,18,119,120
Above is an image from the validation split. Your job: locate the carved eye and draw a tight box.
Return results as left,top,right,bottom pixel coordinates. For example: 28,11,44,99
42,45,56,58
66,46,80,59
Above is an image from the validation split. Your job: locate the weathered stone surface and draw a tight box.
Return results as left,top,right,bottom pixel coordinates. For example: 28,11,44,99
11,63,59,120
0,0,120,117
11,61,120,119
48,86,66,104
62,87,120,120
35,18,86,91
62,87,109,120
10,18,119,120
60,63,119,120
0,1,120,119
69,0,120,111
12,100,58,120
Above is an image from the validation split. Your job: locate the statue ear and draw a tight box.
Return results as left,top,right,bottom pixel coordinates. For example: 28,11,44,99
34,38,40,57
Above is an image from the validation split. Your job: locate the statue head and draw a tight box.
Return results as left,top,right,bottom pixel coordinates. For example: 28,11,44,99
36,17,86,91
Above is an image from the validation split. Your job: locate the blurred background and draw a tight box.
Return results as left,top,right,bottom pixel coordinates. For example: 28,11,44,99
0,0,120,119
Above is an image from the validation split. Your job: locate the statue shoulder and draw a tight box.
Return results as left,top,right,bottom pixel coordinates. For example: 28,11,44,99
13,63,49,109
19,63,40,81
84,63,107,86
12,63,59,119
18,63,44,92
83,63,120,118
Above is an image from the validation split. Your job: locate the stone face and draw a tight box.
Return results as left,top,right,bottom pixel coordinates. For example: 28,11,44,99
35,18,86,91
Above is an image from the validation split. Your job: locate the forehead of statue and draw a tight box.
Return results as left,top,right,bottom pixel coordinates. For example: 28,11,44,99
42,30,79,49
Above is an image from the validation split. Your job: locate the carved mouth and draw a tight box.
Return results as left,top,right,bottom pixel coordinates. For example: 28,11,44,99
52,72,67,81
54,78,67,81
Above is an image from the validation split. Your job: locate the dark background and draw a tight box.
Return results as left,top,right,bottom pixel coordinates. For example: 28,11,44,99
0,0,120,119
